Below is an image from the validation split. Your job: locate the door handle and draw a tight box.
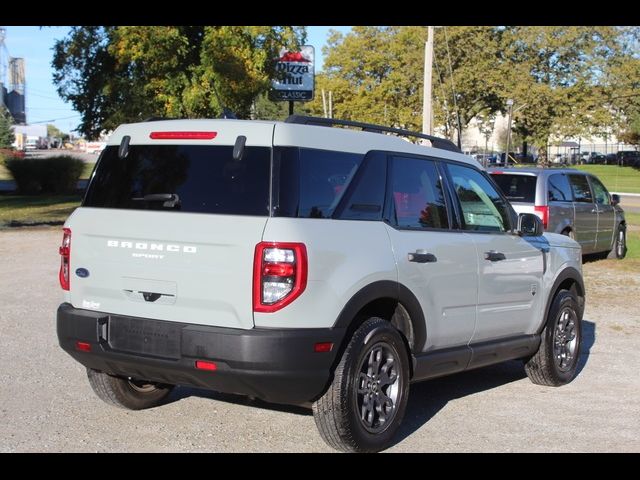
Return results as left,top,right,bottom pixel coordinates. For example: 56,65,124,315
484,250,506,262
408,251,437,263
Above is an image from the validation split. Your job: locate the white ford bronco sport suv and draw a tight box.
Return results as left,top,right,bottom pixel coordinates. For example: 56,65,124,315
57,115,585,452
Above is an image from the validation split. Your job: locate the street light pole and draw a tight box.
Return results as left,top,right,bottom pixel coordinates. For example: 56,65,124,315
422,26,434,135
505,99,513,167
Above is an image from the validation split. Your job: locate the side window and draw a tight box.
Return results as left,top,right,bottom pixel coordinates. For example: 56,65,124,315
589,176,611,205
568,174,593,203
297,149,363,218
548,173,573,202
390,156,449,229
447,163,511,232
337,152,386,221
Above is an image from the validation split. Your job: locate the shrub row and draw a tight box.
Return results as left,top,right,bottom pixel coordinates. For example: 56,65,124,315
3,156,85,194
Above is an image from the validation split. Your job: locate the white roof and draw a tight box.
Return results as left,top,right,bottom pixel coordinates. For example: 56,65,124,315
108,118,477,167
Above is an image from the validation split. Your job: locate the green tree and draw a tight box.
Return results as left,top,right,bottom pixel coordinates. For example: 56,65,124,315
0,109,14,149
618,114,640,146
498,26,640,162
306,26,505,137
47,124,65,138
53,26,305,138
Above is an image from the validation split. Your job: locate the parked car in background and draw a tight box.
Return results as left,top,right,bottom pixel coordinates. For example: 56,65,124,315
616,150,640,167
579,152,603,164
489,168,627,259
605,153,617,165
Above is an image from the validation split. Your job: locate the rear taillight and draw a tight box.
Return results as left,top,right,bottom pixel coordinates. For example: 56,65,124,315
59,228,71,291
253,242,307,313
534,205,549,229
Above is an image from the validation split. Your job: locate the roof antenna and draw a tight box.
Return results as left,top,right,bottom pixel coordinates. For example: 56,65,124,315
211,77,237,119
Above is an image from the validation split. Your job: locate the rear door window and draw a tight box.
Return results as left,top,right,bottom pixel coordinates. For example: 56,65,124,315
389,156,449,229
84,145,271,215
490,173,537,203
548,173,573,202
568,174,593,203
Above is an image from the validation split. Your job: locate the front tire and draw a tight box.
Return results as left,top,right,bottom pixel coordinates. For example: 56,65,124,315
607,225,627,259
312,317,410,452
87,368,173,410
524,290,582,386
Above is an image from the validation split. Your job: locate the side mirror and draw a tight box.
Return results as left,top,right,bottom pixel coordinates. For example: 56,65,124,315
518,213,543,237
611,194,620,206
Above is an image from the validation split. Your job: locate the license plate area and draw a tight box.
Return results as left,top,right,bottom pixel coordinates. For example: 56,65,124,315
108,316,181,360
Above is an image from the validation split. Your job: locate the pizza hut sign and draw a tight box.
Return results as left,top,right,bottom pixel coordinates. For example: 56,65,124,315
270,45,315,101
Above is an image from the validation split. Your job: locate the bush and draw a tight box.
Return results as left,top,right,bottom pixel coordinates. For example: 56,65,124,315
5,155,85,194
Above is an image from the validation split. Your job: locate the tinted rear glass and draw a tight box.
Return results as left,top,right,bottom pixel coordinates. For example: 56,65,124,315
275,147,364,218
490,173,537,203
84,145,271,215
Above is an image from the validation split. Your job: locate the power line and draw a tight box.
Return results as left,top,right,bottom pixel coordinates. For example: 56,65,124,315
29,114,80,124
28,91,63,101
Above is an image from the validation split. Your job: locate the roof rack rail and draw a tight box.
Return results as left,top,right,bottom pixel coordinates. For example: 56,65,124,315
285,115,461,153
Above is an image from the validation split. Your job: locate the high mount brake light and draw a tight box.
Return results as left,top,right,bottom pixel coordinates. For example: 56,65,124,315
149,131,217,140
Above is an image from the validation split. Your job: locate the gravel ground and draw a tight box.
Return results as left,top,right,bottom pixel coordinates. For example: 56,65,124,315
1,228,639,452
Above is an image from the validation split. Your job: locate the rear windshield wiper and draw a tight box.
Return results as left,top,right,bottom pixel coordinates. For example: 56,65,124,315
132,193,181,208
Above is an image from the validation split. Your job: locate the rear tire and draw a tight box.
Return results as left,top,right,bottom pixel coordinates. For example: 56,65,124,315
524,290,582,386
607,225,627,259
312,317,410,452
87,368,173,410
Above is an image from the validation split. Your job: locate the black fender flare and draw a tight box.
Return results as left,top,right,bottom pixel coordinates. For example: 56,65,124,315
332,280,427,352
538,266,585,334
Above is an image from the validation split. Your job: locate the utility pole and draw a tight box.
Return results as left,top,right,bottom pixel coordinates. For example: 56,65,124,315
322,89,327,118
422,26,434,135
505,99,514,167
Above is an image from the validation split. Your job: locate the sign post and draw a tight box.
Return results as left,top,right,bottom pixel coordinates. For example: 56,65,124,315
270,46,315,114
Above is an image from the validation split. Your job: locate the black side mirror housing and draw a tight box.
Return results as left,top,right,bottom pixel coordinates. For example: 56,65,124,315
518,213,543,237
611,194,620,206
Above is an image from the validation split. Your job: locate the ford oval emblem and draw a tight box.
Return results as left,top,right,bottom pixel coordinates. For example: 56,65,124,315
75,268,89,278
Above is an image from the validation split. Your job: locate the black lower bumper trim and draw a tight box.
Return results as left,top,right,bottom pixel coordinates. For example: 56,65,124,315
57,303,345,405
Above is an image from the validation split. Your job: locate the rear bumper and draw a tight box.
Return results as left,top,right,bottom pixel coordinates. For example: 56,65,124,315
57,303,345,405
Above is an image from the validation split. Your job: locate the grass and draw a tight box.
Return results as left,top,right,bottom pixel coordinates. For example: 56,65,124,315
0,161,95,181
569,165,640,194
623,212,640,261
0,195,81,227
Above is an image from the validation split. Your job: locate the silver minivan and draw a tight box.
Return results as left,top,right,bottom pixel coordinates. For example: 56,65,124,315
489,168,627,258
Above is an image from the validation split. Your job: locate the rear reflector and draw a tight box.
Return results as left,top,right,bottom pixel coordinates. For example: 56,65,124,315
75,341,91,352
314,342,334,353
195,360,217,371
149,131,217,140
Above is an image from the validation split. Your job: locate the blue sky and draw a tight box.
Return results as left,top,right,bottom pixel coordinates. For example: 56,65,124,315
1,26,352,135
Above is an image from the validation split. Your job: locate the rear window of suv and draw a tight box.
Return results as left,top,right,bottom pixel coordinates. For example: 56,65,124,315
83,145,271,215
490,173,537,203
